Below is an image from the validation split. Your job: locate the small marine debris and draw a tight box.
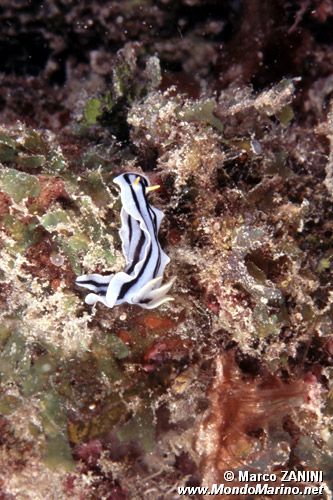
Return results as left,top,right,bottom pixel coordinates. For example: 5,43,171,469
50,253,65,267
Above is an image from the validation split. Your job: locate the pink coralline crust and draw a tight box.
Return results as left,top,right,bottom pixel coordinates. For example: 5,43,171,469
23,237,76,287
0,191,12,217
143,336,192,366
73,439,102,466
34,176,70,210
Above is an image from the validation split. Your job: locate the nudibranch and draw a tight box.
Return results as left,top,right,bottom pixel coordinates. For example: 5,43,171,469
76,172,175,309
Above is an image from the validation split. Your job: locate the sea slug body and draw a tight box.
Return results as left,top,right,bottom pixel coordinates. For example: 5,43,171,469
76,172,175,309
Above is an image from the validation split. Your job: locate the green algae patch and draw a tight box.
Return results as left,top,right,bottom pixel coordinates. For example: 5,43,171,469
14,174,119,277
117,406,156,453
3,215,41,254
43,433,74,471
83,98,103,125
78,169,113,206
41,209,70,229
1,168,40,202
0,331,31,383
81,93,114,129
80,147,114,172
91,338,125,381
95,355,124,382
47,150,67,172
88,396,128,439
253,306,282,339
0,394,20,415
107,335,130,360
17,153,46,169
49,191,118,274
181,99,224,133
21,354,57,397
0,132,17,149
0,143,16,162
94,245,116,266
0,124,67,173
277,104,294,126
41,392,75,471
61,235,90,273
0,322,14,348
67,234,90,252
0,133,18,162
61,291,81,313
317,256,332,272
22,129,48,154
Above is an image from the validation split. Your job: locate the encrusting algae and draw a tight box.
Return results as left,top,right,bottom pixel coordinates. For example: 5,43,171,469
0,22,333,499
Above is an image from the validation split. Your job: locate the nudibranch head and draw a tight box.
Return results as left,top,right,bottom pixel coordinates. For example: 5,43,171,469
113,172,160,199
114,172,149,191
75,172,174,309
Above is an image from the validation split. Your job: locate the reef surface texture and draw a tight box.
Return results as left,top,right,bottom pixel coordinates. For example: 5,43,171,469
0,1,333,498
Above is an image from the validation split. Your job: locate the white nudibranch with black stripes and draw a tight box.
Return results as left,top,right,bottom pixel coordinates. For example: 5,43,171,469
75,172,175,309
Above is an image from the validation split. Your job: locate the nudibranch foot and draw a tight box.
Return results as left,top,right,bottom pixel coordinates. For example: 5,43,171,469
131,276,176,308
133,276,164,300
84,292,107,306
137,294,175,310
133,276,175,302
75,172,174,310
75,273,113,294
77,276,175,309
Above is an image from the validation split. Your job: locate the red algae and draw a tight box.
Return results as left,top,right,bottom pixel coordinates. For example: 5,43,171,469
0,192,12,217
143,337,192,365
197,351,311,485
34,176,70,211
116,330,133,346
140,314,177,331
